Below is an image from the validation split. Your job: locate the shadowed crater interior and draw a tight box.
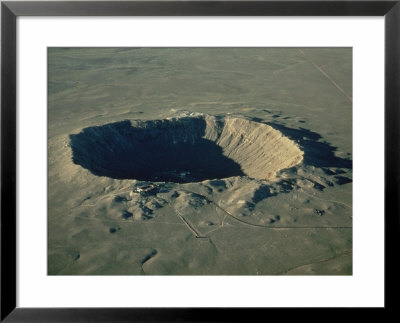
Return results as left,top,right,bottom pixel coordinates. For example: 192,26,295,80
70,114,304,183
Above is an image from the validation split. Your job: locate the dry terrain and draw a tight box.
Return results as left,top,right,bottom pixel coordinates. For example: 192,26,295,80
48,48,352,275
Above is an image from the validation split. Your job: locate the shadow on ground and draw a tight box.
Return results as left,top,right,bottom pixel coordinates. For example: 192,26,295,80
70,119,245,183
265,122,352,169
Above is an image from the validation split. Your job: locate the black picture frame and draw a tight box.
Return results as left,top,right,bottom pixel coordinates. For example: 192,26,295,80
1,0,399,321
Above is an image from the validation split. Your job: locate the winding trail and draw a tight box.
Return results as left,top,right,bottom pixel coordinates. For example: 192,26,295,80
66,183,352,240
180,188,352,230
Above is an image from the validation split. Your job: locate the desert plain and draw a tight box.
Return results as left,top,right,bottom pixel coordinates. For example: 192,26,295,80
48,48,352,275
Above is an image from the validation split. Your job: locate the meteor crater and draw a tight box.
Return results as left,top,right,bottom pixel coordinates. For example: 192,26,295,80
70,114,303,183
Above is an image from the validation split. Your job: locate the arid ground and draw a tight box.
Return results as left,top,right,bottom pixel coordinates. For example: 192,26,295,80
48,48,352,275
